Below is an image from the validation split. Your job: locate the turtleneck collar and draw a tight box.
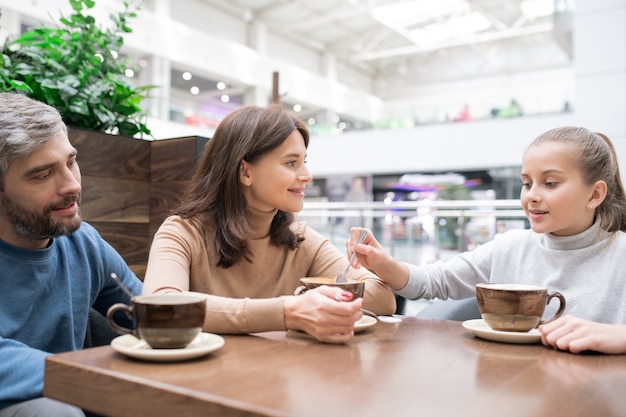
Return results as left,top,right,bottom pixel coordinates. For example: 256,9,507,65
246,206,278,239
541,216,610,250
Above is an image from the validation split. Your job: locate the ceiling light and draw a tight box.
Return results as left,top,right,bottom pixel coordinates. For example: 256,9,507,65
125,68,135,77
293,104,302,112
520,0,554,19
190,86,199,95
182,72,192,81
221,95,230,103
216,81,226,90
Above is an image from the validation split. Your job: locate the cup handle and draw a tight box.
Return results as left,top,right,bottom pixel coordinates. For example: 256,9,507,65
293,286,307,296
538,291,567,325
106,303,136,336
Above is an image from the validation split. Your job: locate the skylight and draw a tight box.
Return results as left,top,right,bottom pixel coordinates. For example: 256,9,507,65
371,0,470,27
370,0,491,47
409,12,491,45
520,0,555,19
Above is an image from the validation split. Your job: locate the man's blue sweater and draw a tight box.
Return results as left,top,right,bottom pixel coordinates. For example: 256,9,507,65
0,222,142,410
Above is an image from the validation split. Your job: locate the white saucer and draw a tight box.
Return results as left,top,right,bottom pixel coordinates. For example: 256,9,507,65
111,332,225,362
462,319,541,344
354,315,377,332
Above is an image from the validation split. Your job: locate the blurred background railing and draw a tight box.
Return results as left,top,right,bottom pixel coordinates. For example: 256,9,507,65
297,199,528,314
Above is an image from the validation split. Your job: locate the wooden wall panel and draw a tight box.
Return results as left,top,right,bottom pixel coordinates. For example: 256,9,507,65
89,221,150,267
81,176,150,223
149,179,187,223
70,128,150,181
151,136,208,182
69,128,209,279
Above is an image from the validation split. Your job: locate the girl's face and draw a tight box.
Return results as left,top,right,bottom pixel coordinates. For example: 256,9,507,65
520,142,602,236
240,129,312,214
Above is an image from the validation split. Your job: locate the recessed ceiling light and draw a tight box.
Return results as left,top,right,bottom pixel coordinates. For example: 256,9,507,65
221,95,230,102
182,72,192,81
217,81,226,90
190,86,199,95
293,104,302,112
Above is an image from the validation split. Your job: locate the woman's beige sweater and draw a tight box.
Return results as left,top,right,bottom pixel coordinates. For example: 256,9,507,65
143,214,396,334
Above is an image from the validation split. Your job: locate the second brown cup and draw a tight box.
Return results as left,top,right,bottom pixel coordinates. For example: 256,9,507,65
294,277,365,300
476,283,566,332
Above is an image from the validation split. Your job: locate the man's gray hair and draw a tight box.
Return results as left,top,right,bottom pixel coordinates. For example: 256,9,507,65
0,93,67,176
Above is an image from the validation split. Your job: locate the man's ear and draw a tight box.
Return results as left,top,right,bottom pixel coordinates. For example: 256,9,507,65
239,160,252,186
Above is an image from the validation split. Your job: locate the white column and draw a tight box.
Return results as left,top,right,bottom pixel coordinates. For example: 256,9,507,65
245,21,270,106
146,56,171,120
0,8,21,42
144,0,171,120
573,0,626,176
323,52,338,83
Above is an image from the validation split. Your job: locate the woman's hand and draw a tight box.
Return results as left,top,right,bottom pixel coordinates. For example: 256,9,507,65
539,315,626,354
346,227,409,291
283,285,363,344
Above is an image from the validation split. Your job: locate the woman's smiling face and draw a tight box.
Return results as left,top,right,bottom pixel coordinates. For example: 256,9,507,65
239,129,312,214
520,142,597,236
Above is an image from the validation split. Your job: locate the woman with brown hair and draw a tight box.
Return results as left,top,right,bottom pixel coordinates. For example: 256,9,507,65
143,104,395,343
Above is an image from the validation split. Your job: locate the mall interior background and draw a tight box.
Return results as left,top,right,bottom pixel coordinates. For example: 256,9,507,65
0,0,624,312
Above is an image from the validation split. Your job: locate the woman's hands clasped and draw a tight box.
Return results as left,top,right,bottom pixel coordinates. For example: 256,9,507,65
283,285,363,344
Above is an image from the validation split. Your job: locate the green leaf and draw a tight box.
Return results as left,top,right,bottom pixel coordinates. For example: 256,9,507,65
8,80,33,92
0,0,154,138
68,99,90,115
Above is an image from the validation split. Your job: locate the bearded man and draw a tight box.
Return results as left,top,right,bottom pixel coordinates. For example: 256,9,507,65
0,93,142,417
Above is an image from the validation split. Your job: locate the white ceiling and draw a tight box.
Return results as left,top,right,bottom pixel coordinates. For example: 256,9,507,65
196,0,573,87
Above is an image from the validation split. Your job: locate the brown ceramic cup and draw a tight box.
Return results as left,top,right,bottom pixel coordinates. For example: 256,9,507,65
476,283,566,332
107,293,206,349
294,277,365,300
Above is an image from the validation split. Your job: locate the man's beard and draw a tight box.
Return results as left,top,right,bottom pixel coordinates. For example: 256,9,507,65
1,193,82,241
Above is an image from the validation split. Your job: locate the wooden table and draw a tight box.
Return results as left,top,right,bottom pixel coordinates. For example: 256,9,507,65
44,316,626,417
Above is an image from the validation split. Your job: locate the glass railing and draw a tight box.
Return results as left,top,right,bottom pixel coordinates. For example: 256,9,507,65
297,199,527,265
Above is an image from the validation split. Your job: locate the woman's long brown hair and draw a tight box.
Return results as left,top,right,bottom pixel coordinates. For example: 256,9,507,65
174,104,310,267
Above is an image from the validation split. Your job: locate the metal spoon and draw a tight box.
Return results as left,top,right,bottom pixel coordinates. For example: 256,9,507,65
360,308,378,319
110,273,135,299
336,229,368,283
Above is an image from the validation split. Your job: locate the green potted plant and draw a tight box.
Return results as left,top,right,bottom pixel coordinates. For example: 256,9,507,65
0,0,210,279
0,0,153,137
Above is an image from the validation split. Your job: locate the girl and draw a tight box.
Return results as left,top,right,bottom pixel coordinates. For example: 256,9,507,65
143,105,395,344
347,126,626,353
